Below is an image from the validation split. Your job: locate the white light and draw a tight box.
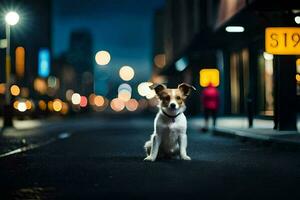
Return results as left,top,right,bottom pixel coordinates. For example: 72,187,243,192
0,39,7,48
225,26,245,33
17,102,27,112
295,16,300,24
119,66,135,81
137,82,153,97
5,11,20,26
71,93,81,105
263,52,274,61
95,50,111,65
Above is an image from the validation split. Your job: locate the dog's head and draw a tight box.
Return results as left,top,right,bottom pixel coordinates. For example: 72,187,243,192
150,83,196,116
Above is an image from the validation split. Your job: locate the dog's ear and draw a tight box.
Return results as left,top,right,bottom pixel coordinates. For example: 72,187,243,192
178,83,196,97
149,83,166,95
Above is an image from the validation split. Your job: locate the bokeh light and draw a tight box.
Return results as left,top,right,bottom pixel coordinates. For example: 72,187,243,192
10,85,20,96
13,100,19,110
118,90,131,102
0,83,6,94
119,66,135,81
53,99,63,112
5,11,19,26
66,89,74,101
94,95,105,107
154,54,166,68
71,93,81,105
25,100,32,110
95,50,111,65
38,100,47,111
296,74,300,82
61,102,69,115
48,101,53,111
126,99,139,111
89,93,96,105
17,102,27,112
34,78,47,94
80,96,88,107
118,83,132,93
137,82,155,98
110,98,125,112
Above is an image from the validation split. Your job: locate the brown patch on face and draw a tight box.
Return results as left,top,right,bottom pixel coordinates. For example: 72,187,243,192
157,89,172,107
174,89,186,106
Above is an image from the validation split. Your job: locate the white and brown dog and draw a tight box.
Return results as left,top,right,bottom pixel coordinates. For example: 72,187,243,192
144,83,196,162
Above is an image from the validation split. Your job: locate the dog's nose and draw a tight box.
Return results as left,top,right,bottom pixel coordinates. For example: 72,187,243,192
170,103,176,109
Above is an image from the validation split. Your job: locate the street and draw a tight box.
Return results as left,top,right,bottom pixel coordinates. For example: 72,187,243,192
1,116,300,199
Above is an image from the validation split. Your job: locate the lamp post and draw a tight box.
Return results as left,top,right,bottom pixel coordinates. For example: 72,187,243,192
2,11,19,128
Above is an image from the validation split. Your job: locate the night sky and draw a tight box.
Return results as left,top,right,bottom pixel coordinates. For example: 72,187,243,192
52,0,164,95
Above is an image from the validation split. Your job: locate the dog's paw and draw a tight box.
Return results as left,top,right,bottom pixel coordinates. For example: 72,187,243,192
181,155,191,161
144,156,156,162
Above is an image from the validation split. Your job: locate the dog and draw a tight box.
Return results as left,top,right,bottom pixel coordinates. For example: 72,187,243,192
144,83,196,162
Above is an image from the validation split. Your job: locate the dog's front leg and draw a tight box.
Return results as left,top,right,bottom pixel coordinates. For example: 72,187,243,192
144,134,161,162
179,134,191,160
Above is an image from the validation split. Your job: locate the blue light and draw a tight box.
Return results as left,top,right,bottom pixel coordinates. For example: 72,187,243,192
175,57,188,71
38,48,50,77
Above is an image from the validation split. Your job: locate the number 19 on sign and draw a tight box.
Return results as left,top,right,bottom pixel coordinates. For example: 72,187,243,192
265,27,300,55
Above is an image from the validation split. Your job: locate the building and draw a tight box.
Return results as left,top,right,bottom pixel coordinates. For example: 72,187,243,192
53,29,94,99
153,0,300,130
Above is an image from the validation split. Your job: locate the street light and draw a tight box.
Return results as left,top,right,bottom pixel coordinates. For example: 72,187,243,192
3,11,20,128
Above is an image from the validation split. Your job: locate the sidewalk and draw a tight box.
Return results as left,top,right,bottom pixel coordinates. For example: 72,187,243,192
190,116,300,149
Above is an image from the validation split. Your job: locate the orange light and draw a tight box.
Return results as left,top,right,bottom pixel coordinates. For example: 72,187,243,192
296,74,300,82
13,100,19,110
25,100,32,110
125,99,139,111
61,102,69,115
15,46,25,78
34,78,47,94
48,101,53,111
53,99,63,112
10,85,20,96
297,58,300,67
199,69,220,87
110,98,125,112
38,100,47,111
118,90,131,102
154,54,166,68
0,83,6,94
89,93,96,105
94,95,105,107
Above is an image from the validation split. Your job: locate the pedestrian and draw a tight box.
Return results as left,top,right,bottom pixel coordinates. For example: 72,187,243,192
201,83,220,131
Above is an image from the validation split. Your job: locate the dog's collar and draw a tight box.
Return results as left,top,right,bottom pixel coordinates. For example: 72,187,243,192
161,110,182,122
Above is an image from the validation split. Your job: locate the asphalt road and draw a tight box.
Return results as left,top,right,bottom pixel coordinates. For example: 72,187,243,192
1,117,300,199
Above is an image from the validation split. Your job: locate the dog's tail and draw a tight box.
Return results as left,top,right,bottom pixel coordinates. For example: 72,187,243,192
144,141,151,156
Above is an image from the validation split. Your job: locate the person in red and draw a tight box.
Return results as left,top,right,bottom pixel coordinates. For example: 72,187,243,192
201,83,220,131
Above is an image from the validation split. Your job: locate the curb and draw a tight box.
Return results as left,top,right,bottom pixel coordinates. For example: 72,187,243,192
213,127,300,150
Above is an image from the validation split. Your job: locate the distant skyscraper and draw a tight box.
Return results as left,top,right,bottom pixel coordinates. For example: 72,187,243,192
66,29,93,96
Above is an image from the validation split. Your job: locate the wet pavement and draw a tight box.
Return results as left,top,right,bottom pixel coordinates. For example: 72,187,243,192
1,116,300,199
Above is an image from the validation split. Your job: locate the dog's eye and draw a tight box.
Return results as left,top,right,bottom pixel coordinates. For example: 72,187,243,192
176,96,181,100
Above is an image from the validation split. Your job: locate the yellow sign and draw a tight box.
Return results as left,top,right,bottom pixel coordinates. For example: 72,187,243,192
199,69,219,87
265,27,300,55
